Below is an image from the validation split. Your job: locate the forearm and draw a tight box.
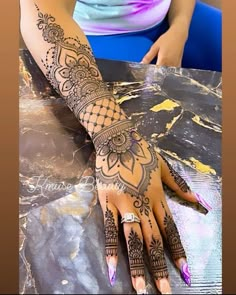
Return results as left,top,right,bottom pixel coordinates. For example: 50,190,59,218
20,0,129,141
167,0,196,40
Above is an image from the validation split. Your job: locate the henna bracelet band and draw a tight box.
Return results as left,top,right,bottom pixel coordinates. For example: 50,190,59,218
92,119,134,150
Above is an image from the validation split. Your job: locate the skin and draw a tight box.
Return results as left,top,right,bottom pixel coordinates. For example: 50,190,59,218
20,1,199,293
141,0,196,67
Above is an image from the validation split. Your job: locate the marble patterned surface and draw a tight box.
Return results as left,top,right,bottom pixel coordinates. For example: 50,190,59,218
19,50,222,294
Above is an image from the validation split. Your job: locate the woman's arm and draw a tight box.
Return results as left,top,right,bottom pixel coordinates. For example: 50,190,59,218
168,0,196,40
20,0,127,139
20,1,204,293
141,0,196,66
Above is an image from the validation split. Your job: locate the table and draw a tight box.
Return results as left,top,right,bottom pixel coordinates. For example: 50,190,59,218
19,49,222,294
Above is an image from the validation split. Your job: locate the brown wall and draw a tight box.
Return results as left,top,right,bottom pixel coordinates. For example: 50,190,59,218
202,0,222,9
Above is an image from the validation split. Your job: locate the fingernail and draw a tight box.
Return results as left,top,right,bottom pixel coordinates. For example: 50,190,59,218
195,193,212,212
134,277,148,294
107,256,117,287
156,278,172,294
180,262,191,287
108,262,116,286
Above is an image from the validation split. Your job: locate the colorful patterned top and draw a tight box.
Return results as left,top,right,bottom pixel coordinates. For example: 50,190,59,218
73,0,171,35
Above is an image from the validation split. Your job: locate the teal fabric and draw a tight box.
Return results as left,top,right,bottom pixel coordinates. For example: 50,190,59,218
73,0,171,35
86,1,222,72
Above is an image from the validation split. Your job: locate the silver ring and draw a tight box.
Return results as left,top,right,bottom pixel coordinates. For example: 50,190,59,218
121,213,140,224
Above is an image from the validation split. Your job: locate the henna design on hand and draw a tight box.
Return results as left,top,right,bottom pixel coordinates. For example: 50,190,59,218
162,202,186,260
128,228,145,278
104,198,118,257
161,155,190,193
95,125,158,220
149,236,169,280
35,5,158,225
95,126,158,197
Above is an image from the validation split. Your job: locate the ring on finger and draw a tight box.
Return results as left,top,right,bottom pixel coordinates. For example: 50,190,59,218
121,213,140,224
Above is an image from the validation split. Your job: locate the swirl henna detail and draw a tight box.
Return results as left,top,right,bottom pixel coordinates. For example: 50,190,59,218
95,123,158,220
35,5,127,137
95,126,158,196
35,6,158,222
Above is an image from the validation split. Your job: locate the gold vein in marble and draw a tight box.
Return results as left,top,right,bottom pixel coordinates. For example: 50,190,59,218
189,157,216,175
150,99,180,112
56,205,85,216
40,207,50,225
166,112,183,130
116,84,157,104
192,115,221,133
70,248,80,260
117,94,140,104
19,56,32,87
155,147,217,176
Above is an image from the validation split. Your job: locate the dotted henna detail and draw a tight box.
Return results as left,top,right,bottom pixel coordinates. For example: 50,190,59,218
95,126,158,220
35,5,126,137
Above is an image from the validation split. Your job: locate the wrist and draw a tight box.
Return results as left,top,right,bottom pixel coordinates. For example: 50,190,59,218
78,93,128,139
168,20,190,42
92,119,134,151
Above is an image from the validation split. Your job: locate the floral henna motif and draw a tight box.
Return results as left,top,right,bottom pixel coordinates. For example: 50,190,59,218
35,5,127,137
95,126,158,197
128,228,145,278
161,155,190,193
149,236,169,280
104,207,118,257
35,6,158,224
162,202,186,260
95,123,158,220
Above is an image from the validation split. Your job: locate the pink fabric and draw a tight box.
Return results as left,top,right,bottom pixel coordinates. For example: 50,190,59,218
73,0,171,35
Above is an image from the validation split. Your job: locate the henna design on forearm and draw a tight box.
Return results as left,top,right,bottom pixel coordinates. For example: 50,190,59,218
35,5,127,137
161,155,190,193
104,197,118,257
128,228,145,278
161,202,186,260
35,5,158,223
149,236,169,280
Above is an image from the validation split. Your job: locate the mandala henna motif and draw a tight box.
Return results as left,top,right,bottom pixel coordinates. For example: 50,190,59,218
162,202,186,260
161,155,190,193
35,5,158,223
95,124,158,220
35,5,127,137
95,126,158,198
128,228,145,278
149,236,169,280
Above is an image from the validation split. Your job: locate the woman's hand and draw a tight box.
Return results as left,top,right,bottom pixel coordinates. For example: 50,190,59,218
94,124,211,294
141,27,187,67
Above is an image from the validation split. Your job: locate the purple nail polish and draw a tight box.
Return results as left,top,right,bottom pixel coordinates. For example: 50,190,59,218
180,263,191,287
108,263,116,286
196,193,212,212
